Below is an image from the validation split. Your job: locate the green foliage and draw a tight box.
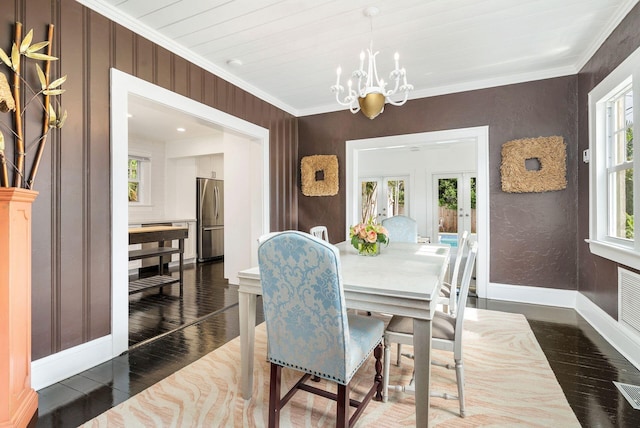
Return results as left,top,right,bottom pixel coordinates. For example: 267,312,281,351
438,177,477,210
439,178,458,210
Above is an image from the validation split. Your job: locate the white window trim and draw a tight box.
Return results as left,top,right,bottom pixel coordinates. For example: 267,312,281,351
588,45,640,269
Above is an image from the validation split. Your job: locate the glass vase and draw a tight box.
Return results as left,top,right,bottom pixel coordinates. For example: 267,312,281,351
357,242,379,256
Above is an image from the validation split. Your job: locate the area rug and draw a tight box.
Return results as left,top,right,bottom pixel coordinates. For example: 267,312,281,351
81,309,580,427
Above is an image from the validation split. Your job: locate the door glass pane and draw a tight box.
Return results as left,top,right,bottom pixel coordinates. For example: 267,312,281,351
438,178,458,242
469,176,477,234
386,180,406,217
361,180,378,223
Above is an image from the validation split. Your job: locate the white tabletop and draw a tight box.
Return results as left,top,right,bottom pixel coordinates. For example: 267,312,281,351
335,241,449,299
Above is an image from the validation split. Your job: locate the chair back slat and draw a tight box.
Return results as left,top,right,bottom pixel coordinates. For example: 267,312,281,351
453,241,478,355
448,230,470,314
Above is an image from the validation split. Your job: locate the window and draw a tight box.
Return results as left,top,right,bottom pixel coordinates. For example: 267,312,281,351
128,155,150,204
607,86,633,241
589,46,640,268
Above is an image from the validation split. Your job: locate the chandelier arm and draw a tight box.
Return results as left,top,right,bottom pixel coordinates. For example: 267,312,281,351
332,84,362,108
385,77,401,97
385,90,410,107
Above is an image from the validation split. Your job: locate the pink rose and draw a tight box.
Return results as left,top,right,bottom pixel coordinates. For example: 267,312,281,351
366,230,377,243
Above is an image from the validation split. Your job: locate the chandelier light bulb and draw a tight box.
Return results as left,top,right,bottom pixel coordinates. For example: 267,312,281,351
330,8,413,119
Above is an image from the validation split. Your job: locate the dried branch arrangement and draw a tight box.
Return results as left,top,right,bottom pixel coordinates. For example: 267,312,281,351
0,22,67,189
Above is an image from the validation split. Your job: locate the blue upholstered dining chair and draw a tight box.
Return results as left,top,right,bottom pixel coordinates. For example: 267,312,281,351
258,231,384,428
382,241,478,418
381,215,418,243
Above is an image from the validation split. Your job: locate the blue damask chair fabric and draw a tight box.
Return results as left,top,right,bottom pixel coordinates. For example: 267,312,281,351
381,215,418,243
258,231,383,385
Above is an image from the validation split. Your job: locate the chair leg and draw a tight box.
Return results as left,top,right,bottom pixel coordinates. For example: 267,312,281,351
336,383,349,428
374,342,383,401
396,344,402,367
269,363,282,428
455,358,465,418
383,339,391,402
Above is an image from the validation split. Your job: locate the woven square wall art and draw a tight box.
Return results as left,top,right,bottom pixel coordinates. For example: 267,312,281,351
500,136,566,193
301,155,339,196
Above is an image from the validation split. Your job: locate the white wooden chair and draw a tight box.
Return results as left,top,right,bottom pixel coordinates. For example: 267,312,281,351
382,241,478,418
438,230,470,315
309,225,329,242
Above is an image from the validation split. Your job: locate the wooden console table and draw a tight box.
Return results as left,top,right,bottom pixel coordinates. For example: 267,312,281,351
128,226,188,294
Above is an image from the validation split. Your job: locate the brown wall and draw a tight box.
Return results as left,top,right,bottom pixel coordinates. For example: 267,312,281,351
576,4,640,318
1,0,298,360
299,76,579,290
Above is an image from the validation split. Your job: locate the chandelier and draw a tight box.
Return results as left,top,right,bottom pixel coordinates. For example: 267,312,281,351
331,6,413,120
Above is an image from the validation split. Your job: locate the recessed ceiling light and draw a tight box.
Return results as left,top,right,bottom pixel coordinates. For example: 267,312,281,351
177,127,186,132
226,59,243,67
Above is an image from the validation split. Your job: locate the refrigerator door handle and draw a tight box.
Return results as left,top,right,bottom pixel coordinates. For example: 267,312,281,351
198,179,208,225
214,185,219,221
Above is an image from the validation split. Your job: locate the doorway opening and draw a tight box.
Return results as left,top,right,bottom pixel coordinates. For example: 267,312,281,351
110,69,270,357
346,127,489,297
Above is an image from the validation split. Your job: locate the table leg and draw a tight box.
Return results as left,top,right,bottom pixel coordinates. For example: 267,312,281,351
413,318,432,427
239,290,257,400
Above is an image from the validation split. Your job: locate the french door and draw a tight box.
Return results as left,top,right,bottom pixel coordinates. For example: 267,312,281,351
433,173,476,242
360,176,409,223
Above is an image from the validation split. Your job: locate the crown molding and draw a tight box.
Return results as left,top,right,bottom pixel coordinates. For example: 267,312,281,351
576,0,640,72
75,0,299,117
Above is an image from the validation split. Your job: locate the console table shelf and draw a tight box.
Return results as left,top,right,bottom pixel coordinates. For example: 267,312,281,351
128,226,188,295
128,275,180,294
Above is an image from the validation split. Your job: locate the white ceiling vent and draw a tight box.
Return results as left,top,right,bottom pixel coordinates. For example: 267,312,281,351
613,381,640,410
618,267,640,338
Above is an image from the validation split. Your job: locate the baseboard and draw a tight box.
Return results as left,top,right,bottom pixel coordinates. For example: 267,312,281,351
487,282,640,372
575,292,640,372
486,282,577,308
30,283,640,390
31,335,114,391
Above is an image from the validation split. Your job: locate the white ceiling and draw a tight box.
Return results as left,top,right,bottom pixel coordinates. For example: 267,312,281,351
127,94,223,141
81,0,638,118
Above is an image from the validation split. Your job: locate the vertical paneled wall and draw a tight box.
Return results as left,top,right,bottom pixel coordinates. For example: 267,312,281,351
1,0,298,360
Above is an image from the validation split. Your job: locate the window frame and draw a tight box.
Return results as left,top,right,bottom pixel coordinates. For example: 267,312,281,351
588,45,640,269
128,153,151,206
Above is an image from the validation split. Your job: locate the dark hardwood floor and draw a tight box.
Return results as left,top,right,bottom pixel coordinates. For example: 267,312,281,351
34,261,640,427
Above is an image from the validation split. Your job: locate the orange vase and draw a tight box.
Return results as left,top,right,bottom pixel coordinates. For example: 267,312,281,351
0,188,38,427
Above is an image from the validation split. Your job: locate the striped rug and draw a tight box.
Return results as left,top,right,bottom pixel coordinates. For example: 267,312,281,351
81,309,579,427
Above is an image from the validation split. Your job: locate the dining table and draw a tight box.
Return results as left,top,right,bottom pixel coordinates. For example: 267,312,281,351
237,240,451,427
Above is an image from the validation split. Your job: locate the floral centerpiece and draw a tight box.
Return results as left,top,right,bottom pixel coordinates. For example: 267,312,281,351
349,217,389,256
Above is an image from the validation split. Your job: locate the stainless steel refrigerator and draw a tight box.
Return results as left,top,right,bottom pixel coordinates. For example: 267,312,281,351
197,178,224,262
